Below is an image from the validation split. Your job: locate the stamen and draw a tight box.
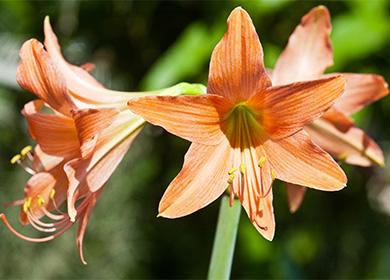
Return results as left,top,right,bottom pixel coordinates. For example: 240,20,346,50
258,157,266,168
23,197,32,213
37,195,45,206
0,213,73,243
228,167,237,175
50,189,56,200
10,154,21,165
227,174,235,185
20,145,33,161
239,163,246,174
338,152,348,161
271,169,277,181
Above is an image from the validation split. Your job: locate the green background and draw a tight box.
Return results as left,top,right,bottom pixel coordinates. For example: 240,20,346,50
0,0,389,278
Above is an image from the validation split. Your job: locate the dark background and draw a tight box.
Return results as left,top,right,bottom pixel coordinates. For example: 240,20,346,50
0,0,389,278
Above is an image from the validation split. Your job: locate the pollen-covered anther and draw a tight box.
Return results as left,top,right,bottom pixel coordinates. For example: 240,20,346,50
228,167,237,175
258,157,266,168
271,169,277,181
20,145,34,161
338,151,348,161
10,154,21,165
227,174,235,185
37,195,45,206
239,163,246,174
50,189,56,200
23,197,32,213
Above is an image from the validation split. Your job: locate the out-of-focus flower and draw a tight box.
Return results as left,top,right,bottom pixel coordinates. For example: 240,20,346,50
128,7,347,240
270,6,389,213
1,17,205,264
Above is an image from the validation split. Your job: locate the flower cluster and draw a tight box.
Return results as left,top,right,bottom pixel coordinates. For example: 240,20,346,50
1,6,387,263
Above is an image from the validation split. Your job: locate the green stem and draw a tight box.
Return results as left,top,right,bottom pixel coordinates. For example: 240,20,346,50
207,196,241,280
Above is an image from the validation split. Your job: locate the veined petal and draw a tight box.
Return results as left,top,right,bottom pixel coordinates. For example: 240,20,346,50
128,95,231,145
77,189,102,265
273,6,333,85
208,7,271,102
158,138,232,218
249,76,345,139
333,73,389,116
17,39,75,116
22,100,80,158
306,109,384,167
43,17,150,106
32,145,63,172
285,183,307,213
253,192,275,241
264,130,347,191
72,108,119,157
64,128,140,221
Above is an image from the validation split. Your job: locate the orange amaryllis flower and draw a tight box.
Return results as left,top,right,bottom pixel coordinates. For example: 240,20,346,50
270,6,389,212
128,7,347,240
1,17,204,263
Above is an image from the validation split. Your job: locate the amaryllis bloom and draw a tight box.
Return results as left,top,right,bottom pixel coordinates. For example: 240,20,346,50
128,7,347,240
270,6,389,212
1,17,205,263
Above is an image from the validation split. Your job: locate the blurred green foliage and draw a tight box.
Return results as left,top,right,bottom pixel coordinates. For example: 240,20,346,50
0,0,389,279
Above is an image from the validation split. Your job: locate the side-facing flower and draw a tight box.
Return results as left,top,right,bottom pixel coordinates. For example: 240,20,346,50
271,6,389,212
128,7,347,240
1,18,205,263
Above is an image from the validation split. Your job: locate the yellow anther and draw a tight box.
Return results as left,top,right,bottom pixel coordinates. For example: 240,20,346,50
271,169,277,181
50,189,56,199
10,154,21,164
228,167,237,175
227,174,235,184
20,145,33,157
23,197,32,213
338,152,348,161
239,164,246,174
258,157,266,168
37,195,45,206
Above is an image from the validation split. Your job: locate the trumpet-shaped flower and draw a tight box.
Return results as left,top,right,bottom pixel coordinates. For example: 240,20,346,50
1,17,205,263
128,7,347,240
270,6,389,212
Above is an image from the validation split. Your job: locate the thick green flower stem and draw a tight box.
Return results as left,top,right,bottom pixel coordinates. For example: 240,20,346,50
207,196,241,280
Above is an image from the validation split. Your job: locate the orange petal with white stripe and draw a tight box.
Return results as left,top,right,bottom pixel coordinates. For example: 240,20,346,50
272,6,333,85
128,95,231,145
207,7,271,102
249,76,345,139
263,130,347,191
159,138,232,218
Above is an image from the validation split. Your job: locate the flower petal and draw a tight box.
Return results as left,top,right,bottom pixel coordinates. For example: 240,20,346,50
249,76,345,139
43,17,145,106
253,191,275,241
17,39,75,116
22,100,80,158
72,108,119,157
77,189,102,265
64,128,140,221
208,7,271,102
305,109,384,167
334,73,389,116
128,95,231,145
272,6,333,85
263,130,347,191
285,183,307,213
158,138,232,218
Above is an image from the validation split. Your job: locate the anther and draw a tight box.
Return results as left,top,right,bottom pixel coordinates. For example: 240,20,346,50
50,189,56,200
271,169,277,181
23,197,32,213
239,163,246,174
338,152,348,161
10,154,21,165
258,157,266,168
227,174,235,184
37,195,45,206
20,146,33,157
228,167,237,175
